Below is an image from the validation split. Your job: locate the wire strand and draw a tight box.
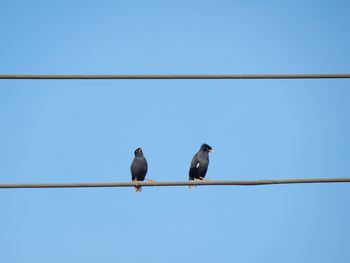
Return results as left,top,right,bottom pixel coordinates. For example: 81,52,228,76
1,73,350,79
1,177,349,188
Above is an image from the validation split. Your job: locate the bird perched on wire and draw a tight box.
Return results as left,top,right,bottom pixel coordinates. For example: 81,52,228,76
188,143,214,189
130,147,156,192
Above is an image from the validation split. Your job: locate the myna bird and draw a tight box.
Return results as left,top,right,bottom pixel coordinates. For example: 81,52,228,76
189,143,213,189
130,147,155,192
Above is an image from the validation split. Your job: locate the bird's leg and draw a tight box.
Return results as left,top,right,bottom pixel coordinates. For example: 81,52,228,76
193,178,202,186
132,179,141,192
199,177,212,182
133,179,139,185
188,178,196,189
146,178,157,185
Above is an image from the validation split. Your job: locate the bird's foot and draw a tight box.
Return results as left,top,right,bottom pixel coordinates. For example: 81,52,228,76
132,179,141,186
146,179,157,185
199,177,212,182
192,178,202,186
132,179,141,192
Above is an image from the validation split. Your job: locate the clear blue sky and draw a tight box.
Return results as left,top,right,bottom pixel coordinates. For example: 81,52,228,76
1,1,350,262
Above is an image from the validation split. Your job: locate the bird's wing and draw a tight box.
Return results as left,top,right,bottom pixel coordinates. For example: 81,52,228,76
190,153,200,168
130,159,137,180
189,153,200,179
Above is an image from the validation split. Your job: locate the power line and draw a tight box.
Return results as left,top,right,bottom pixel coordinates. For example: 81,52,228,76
1,177,349,189
0,73,350,79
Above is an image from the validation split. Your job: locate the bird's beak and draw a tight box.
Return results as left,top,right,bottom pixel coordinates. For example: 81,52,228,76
209,149,214,152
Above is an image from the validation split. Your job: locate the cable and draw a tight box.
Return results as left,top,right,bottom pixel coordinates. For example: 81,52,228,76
0,73,350,79
0,177,349,188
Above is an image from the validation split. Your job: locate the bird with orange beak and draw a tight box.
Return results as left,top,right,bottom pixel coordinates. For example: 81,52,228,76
130,147,156,192
188,143,213,189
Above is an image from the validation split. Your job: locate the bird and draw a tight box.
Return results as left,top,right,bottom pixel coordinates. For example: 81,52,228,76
189,143,214,189
130,147,156,192
130,147,148,192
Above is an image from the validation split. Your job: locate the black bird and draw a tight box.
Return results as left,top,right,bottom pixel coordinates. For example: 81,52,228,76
189,144,214,189
130,147,148,192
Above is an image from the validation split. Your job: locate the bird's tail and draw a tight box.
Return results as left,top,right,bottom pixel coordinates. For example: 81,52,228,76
134,186,142,192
